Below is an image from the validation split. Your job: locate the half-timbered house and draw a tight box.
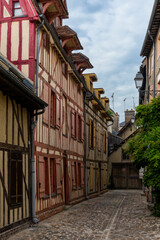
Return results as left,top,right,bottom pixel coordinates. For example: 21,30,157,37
83,73,112,198
0,0,93,219
0,53,47,236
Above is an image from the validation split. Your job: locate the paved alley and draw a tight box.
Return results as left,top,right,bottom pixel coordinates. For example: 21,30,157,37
8,190,160,240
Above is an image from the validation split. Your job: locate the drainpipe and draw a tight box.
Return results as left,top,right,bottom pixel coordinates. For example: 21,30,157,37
83,92,88,199
148,30,155,98
31,17,44,224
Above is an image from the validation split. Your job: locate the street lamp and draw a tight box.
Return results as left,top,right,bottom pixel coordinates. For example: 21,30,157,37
134,72,144,89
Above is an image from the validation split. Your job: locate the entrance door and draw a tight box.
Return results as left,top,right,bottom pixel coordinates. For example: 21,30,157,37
112,163,142,189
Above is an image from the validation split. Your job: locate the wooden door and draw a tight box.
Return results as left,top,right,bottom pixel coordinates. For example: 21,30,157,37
112,163,142,189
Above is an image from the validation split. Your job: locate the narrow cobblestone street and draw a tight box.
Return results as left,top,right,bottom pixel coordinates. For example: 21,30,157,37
9,190,160,240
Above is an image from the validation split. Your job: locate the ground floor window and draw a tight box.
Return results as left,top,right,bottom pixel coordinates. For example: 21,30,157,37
9,151,23,206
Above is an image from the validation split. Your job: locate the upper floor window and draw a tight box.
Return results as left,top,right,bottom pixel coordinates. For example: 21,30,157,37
13,1,23,17
62,62,68,79
43,32,50,52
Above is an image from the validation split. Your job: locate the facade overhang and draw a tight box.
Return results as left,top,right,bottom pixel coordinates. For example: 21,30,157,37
56,25,83,55
140,0,160,56
71,53,93,74
39,0,68,24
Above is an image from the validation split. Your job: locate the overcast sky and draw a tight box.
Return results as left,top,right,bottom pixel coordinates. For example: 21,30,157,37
64,0,154,122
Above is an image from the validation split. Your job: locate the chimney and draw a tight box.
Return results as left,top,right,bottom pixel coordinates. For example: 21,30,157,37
125,109,135,123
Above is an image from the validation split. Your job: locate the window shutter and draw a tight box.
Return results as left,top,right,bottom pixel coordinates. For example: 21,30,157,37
50,158,56,194
71,110,75,138
43,83,49,123
56,159,62,194
81,163,84,187
39,156,45,198
56,97,61,127
98,127,101,151
81,116,84,141
89,120,92,148
90,163,93,190
103,130,105,153
93,123,96,149
71,161,77,190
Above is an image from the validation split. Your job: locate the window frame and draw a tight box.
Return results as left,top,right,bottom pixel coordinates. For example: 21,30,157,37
9,151,23,208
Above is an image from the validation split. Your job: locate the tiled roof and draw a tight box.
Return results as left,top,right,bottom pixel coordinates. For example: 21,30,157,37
71,53,93,69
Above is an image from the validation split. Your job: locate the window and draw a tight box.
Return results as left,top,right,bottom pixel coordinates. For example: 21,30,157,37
71,161,77,190
39,156,49,198
78,115,81,141
62,62,68,78
43,32,50,52
103,131,107,153
9,151,22,206
62,95,67,135
13,1,23,17
149,52,153,76
89,120,95,149
158,36,160,59
50,158,56,195
98,126,101,151
43,82,49,124
77,163,81,188
71,110,76,138
51,91,56,126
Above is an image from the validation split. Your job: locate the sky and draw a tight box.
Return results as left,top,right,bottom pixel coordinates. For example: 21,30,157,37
64,0,154,122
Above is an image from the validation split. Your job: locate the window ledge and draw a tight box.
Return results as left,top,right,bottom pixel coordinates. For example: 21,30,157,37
42,194,50,200
51,193,57,198
12,15,28,19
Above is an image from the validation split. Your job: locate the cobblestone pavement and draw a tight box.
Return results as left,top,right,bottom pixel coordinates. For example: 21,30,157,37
9,190,160,240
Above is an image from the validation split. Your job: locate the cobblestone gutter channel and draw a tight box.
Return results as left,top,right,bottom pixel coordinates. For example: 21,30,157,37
8,190,160,240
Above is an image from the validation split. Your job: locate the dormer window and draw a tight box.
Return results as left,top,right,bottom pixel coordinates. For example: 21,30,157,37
13,1,23,17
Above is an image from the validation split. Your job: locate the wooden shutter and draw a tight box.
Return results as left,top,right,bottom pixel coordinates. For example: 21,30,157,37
90,163,93,190
89,120,92,148
39,156,45,198
81,163,84,187
81,116,84,141
50,158,56,194
44,157,49,195
71,110,76,138
71,161,77,190
98,127,101,151
93,123,96,149
56,159,62,194
103,130,105,153
56,97,61,128
43,83,49,123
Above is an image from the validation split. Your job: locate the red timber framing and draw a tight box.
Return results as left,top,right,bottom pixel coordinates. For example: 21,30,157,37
0,0,92,221
0,0,38,82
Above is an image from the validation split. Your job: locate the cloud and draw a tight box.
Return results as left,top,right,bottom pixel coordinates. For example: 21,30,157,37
64,0,153,122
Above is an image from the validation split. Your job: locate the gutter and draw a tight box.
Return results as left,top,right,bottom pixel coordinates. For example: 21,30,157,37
148,30,155,98
140,0,158,56
31,15,45,224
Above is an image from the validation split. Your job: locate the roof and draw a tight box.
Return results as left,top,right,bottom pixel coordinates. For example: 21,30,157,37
140,0,160,56
118,120,133,136
83,73,98,82
0,54,47,111
56,25,83,52
94,88,105,94
71,53,93,69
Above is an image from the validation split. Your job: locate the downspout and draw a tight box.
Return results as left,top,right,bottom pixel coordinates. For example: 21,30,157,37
83,91,88,199
31,17,44,224
148,30,155,98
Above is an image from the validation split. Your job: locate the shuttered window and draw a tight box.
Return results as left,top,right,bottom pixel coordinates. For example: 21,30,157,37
50,158,56,194
9,151,22,206
89,120,95,149
56,97,61,128
103,130,107,153
71,110,76,138
71,161,77,190
51,91,56,126
77,163,81,188
77,115,81,141
38,156,49,198
43,83,49,124
98,126,101,151
56,159,62,194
